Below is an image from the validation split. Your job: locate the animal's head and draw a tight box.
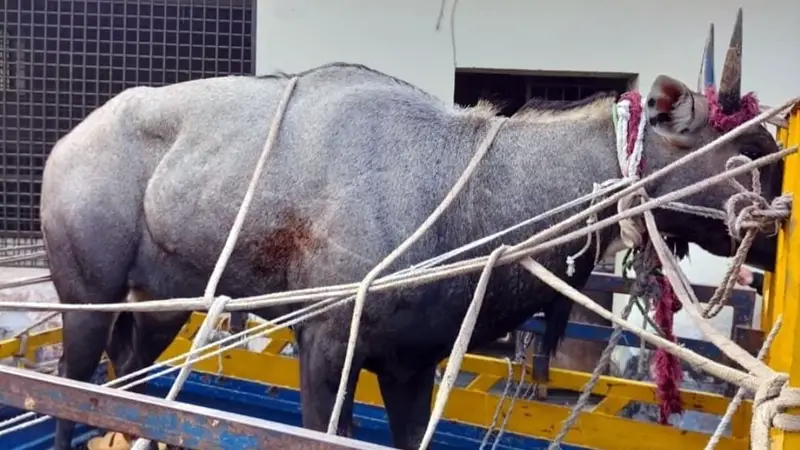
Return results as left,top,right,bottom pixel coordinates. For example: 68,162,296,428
640,9,784,271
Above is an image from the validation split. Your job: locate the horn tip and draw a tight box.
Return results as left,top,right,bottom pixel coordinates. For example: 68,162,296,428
733,8,743,32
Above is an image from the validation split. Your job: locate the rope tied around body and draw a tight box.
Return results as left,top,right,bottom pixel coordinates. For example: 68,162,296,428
567,91,648,274
130,76,300,450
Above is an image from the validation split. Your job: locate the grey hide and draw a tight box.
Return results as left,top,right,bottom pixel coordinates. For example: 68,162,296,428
40,62,783,450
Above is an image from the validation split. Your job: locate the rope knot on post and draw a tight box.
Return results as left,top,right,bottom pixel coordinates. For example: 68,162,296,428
723,155,792,240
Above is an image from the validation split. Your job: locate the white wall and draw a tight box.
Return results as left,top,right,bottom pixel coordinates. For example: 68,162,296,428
255,0,800,344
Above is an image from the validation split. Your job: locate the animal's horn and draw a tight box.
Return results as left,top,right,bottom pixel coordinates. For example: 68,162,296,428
718,8,743,113
698,23,715,92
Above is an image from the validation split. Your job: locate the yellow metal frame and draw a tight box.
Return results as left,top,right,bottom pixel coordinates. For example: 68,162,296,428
5,112,800,449
763,105,800,449
0,313,749,450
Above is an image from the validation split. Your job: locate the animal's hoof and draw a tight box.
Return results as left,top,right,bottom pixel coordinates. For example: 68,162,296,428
86,432,168,450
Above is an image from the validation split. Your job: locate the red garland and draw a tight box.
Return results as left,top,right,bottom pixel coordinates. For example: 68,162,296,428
651,275,684,424
620,86,758,425
704,86,761,134
619,91,646,175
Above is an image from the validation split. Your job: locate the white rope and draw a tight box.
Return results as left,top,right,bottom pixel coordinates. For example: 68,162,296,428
0,106,794,439
487,362,526,450
0,146,790,318
0,281,350,436
643,208,800,449
429,176,630,278
2,96,793,317
130,76,298,450
0,251,46,265
567,96,647,274
0,177,636,436
419,246,507,449
0,93,794,446
614,97,646,180
479,358,520,450
565,182,603,277
704,315,783,450
0,243,45,253
0,274,52,291
327,118,508,435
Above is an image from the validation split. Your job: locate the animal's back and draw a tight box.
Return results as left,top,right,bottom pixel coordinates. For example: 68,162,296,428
42,63,491,301
134,65,492,297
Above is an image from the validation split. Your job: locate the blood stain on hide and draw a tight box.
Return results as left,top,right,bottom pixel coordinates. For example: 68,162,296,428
251,209,322,275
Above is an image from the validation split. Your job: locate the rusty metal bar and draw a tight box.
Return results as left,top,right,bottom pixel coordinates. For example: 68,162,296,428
0,364,392,450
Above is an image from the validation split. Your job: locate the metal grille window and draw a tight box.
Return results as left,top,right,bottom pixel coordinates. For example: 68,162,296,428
0,0,253,265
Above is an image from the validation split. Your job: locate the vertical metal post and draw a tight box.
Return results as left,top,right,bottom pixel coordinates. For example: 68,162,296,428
765,105,800,448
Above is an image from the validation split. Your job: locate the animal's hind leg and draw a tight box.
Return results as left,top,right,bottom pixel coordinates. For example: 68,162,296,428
54,311,116,450
42,220,138,450
106,309,190,393
100,299,188,450
377,366,436,450
296,326,363,437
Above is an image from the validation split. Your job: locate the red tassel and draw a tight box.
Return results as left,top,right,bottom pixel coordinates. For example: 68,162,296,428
651,276,684,424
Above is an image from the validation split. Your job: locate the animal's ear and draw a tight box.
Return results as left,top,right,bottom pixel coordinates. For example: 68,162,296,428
646,75,709,144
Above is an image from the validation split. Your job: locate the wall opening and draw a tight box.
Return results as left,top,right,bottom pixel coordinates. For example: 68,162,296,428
454,69,636,116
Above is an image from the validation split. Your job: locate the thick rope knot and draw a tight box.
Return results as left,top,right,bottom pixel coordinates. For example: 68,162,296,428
750,373,800,449
726,193,792,240
723,155,792,240
703,155,791,319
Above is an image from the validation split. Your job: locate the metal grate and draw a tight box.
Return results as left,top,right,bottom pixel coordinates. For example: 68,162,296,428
0,0,253,266
454,71,633,117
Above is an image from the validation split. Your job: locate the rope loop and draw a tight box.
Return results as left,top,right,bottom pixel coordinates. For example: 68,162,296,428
724,155,792,240
751,374,800,448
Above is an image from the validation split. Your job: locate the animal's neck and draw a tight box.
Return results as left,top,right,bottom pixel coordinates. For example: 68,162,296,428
457,107,626,259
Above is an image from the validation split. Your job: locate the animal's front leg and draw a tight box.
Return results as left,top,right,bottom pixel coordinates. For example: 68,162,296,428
376,366,436,450
514,329,550,400
296,328,362,437
526,334,551,400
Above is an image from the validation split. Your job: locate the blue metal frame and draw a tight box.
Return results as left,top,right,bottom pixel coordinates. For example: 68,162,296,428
515,272,758,362
0,368,593,450
0,364,391,450
0,271,756,449
520,319,722,359
583,272,756,328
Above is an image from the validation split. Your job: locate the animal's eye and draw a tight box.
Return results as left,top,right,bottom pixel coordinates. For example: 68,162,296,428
740,146,761,160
